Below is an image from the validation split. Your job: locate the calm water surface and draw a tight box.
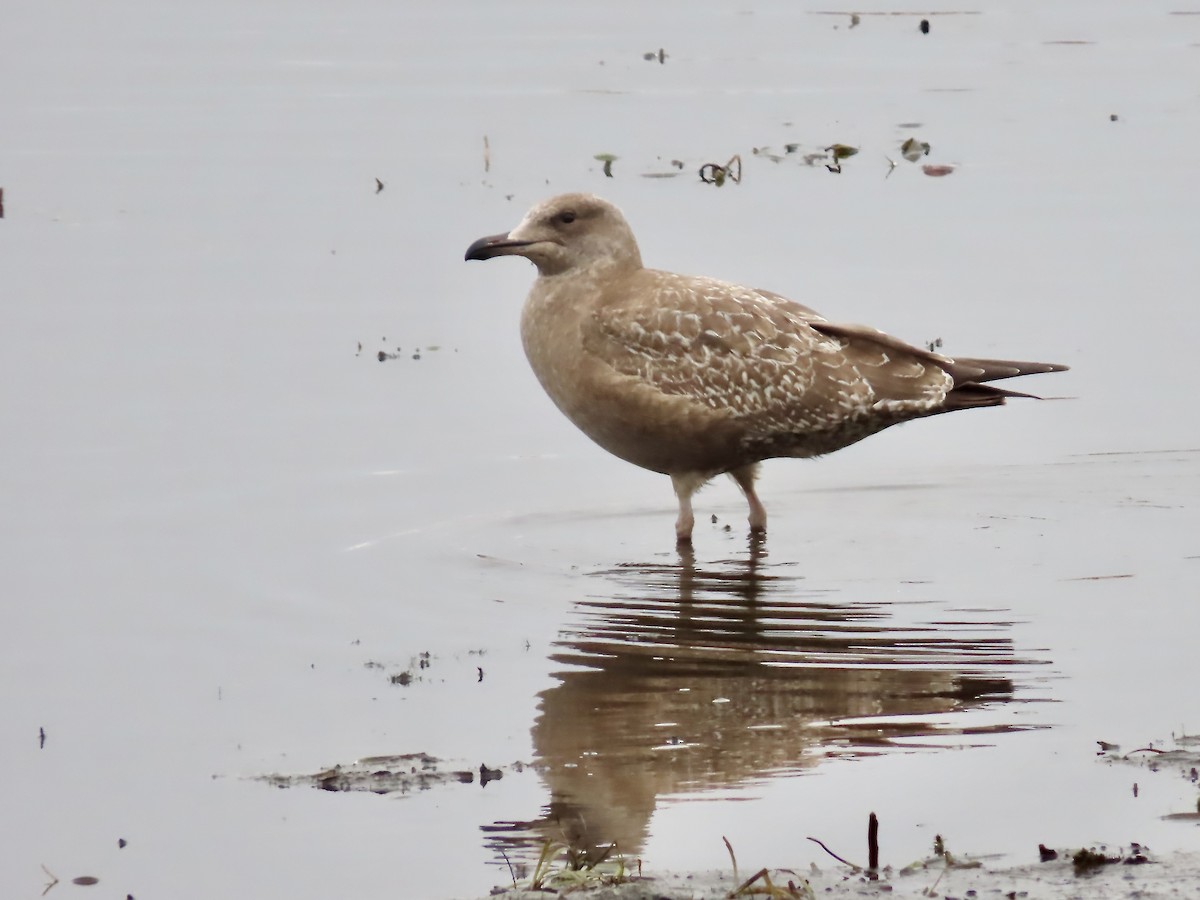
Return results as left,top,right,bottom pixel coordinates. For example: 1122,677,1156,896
3,2,1198,897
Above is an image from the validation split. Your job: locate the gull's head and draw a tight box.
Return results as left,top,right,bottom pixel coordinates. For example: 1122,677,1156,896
464,193,642,277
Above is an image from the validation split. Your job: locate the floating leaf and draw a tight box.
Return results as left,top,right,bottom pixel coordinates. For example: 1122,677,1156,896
900,137,931,162
593,153,618,177
823,144,857,174
752,146,784,163
697,154,742,187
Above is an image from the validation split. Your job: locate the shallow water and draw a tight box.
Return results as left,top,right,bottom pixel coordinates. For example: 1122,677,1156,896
3,1,1199,898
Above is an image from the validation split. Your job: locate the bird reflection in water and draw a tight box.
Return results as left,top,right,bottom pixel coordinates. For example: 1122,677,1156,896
483,538,1045,868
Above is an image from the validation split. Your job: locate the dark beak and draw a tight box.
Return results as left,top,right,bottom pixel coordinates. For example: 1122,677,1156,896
464,233,533,261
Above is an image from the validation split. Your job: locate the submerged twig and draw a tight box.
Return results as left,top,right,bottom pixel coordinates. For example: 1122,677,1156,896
498,848,517,886
728,866,814,899
731,867,770,896
723,834,739,884
806,836,861,871
41,865,59,896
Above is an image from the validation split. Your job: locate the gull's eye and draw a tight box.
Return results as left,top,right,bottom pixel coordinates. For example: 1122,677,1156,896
556,210,577,225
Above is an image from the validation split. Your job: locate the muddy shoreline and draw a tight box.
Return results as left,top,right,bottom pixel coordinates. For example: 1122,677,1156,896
485,849,1200,899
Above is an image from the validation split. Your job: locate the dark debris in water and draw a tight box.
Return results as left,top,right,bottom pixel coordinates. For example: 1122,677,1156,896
1099,732,1200,774
1098,732,1200,819
642,158,685,178
593,153,618,178
901,137,931,162
358,339,443,362
1070,845,1149,871
585,134,963,186
374,650,433,686
698,155,742,186
824,143,858,174
258,752,528,796
896,833,985,875
751,146,787,163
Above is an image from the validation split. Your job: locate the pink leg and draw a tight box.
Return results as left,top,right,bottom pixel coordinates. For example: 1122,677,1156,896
670,473,707,545
729,465,767,534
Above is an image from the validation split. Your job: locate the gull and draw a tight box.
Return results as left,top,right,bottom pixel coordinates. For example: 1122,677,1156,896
465,193,1066,545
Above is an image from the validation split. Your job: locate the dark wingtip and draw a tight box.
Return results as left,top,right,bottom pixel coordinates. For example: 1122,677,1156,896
948,357,1070,384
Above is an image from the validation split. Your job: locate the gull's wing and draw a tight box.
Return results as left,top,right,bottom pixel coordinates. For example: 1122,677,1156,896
585,275,956,450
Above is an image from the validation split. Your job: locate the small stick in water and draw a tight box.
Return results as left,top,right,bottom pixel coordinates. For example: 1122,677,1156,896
868,812,880,877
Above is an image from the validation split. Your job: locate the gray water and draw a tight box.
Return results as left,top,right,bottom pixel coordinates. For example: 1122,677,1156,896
3,2,1198,897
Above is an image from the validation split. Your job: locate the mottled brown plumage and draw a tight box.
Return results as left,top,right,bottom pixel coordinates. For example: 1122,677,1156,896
465,193,1067,544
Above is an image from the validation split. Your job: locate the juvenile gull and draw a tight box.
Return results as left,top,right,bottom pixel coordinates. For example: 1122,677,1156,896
465,193,1067,545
